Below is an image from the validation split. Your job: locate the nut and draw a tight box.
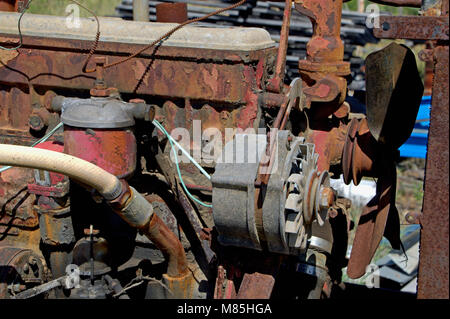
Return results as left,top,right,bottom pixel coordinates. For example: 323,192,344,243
29,115,44,131
319,187,335,209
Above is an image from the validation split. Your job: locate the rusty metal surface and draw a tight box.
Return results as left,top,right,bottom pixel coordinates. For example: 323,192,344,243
146,212,189,278
372,0,449,298
294,0,350,105
365,42,423,147
0,166,37,234
0,34,275,136
0,0,15,12
236,272,275,299
418,45,449,299
0,246,46,298
306,122,347,172
214,265,237,299
0,39,263,103
347,162,400,279
266,0,291,93
156,2,188,23
374,16,449,40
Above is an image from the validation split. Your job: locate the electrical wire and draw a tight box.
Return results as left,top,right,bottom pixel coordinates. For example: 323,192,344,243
152,119,213,208
0,122,63,173
152,120,211,180
0,0,33,51
112,275,173,298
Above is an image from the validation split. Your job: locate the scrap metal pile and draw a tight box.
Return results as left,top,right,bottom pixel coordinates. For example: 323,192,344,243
0,0,448,300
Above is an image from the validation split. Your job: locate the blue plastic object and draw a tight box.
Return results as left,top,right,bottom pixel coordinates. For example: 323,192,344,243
399,96,431,159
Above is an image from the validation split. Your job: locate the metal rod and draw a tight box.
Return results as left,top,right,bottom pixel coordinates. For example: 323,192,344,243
133,0,149,22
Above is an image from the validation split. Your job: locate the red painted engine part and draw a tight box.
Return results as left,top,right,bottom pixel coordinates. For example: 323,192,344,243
63,126,137,179
27,141,69,197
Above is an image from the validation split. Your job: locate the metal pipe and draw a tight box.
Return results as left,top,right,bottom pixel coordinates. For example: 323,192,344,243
266,0,292,93
108,183,188,279
145,213,189,278
133,0,149,22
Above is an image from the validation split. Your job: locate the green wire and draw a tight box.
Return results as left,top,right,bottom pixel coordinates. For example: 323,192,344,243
152,119,213,208
0,0,33,51
0,122,63,173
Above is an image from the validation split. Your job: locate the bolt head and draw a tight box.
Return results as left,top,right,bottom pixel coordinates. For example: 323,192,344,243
220,111,230,120
29,116,44,131
319,187,335,209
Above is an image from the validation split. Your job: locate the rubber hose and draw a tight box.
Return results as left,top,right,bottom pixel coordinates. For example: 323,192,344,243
0,144,122,200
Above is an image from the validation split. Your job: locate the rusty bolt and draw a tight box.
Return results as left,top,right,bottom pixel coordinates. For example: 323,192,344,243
333,102,350,119
129,98,146,104
405,211,422,224
90,87,119,98
220,110,230,121
42,91,57,111
29,115,44,131
419,49,434,63
328,207,339,219
83,228,100,236
95,56,106,64
319,187,335,210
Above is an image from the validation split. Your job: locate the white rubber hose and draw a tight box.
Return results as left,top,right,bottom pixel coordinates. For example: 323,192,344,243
0,144,122,200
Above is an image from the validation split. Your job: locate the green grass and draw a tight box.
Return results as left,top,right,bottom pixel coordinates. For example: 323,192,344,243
344,0,420,16
27,0,122,17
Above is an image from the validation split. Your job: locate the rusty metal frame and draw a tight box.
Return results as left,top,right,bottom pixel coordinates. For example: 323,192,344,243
374,0,449,299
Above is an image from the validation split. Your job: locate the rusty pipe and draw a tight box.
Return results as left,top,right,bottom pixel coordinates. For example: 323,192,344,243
294,0,350,105
267,0,292,93
109,182,188,279
145,213,188,277
295,0,345,64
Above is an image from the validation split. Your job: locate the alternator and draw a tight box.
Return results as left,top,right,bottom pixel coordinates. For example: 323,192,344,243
212,131,336,255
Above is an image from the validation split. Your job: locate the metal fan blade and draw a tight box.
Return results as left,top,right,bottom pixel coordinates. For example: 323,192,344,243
347,162,400,279
365,42,424,149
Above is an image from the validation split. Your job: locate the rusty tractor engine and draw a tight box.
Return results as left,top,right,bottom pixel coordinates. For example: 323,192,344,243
0,0,447,299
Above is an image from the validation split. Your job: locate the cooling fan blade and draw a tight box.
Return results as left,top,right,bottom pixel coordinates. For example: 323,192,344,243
346,43,423,279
